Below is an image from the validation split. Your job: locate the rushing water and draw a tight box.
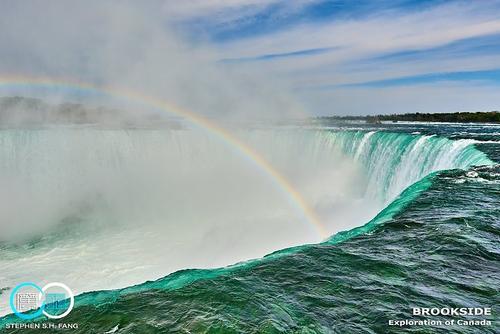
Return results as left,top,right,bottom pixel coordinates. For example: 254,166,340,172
0,121,498,333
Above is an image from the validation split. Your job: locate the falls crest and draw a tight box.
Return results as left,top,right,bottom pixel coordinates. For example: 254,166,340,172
323,130,492,204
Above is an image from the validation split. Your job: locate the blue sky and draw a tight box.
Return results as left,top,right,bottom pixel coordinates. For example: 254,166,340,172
163,0,500,115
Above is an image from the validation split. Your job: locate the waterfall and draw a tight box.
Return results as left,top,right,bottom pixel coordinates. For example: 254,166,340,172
0,127,492,317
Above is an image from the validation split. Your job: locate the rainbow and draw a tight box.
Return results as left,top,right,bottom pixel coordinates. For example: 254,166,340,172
0,75,328,238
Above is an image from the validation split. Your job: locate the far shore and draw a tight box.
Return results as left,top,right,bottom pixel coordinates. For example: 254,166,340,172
317,111,499,124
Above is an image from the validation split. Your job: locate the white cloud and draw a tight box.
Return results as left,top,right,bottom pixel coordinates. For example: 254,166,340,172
218,1,500,59
209,1,500,114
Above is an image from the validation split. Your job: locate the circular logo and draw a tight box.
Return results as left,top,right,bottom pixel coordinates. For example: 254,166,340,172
9,282,74,320
9,282,45,320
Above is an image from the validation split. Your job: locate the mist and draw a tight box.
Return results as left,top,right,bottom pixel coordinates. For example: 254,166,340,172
0,0,305,121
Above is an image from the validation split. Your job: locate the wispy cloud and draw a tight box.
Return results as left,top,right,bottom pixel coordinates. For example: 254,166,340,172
162,0,321,37
216,1,500,59
220,46,338,63
186,0,500,114
322,69,500,89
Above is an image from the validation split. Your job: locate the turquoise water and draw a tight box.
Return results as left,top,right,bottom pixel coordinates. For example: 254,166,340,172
0,123,498,333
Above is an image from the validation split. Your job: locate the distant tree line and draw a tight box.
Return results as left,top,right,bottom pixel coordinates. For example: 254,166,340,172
317,111,499,123
0,96,183,128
